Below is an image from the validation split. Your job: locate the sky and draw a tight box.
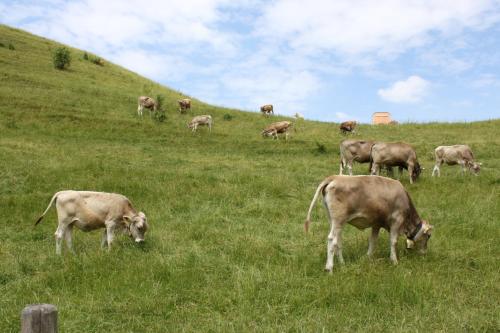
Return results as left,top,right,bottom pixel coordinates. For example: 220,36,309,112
2,0,500,123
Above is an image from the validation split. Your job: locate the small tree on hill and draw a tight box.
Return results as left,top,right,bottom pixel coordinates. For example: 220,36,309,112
53,47,71,70
154,94,166,122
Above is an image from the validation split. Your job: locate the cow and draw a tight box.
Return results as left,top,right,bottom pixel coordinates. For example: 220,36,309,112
188,115,212,132
305,175,433,271
260,104,274,116
339,139,375,175
432,145,481,176
340,120,356,134
137,96,157,117
35,191,149,255
178,98,191,113
261,121,292,140
370,142,422,184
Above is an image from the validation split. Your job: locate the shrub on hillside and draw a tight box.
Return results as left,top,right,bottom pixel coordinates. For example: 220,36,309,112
83,52,89,60
53,47,71,70
8,43,15,50
91,56,104,66
223,113,233,121
0,42,5,48
315,142,327,154
154,94,166,122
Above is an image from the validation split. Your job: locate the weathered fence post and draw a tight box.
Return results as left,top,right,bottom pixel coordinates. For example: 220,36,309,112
21,304,58,333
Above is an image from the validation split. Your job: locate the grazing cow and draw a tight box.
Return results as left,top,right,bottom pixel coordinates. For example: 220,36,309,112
294,112,304,120
260,104,274,116
340,120,357,134
137,96,157,117
305,175,433,271
432,145,481,176
261,121,292,140
339,139,375,175
35,191,149,255
178,98,191,113
188,115,212,132
370,142,422,184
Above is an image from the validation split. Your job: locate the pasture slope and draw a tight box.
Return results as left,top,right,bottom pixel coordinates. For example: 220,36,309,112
0,25,499,332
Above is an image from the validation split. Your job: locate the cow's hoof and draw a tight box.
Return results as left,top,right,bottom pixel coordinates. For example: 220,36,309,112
324,267,333,273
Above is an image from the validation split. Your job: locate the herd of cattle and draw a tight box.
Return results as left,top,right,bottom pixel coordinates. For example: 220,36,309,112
138,97,299,138
33,100,483,272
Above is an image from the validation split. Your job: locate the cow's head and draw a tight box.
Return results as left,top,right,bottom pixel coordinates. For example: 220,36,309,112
411,162,422,182
124,212,149,243
469,161,481,175
406,220,433,253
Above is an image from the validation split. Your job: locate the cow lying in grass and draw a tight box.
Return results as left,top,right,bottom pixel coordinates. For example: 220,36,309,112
35,191,148,254
305,175,432,271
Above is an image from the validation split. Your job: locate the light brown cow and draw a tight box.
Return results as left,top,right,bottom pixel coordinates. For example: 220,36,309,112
305,175,433,271
178,98,191,113
432,145,481,176
35,191,149,255
339,139,375,175
260,104,274,116
261,121,292,140
188,115,212,132
340,120,356,134
137,96,157,117
370,142,422,184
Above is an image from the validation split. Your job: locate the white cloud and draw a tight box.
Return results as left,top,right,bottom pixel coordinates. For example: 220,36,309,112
255,0,500,56
378,76,430,103
335,112,349,120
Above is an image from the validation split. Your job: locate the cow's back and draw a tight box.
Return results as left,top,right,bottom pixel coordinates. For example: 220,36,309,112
372,142,415,164
325,176,410,228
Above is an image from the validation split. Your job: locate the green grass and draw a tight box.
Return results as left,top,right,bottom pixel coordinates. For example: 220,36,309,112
1,25,499,332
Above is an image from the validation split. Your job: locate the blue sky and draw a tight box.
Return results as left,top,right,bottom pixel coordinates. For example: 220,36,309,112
2,0,500,122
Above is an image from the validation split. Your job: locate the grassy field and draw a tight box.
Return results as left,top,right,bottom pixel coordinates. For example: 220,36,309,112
0,25,499,332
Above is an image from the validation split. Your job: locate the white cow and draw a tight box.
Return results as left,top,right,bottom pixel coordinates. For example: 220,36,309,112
35,191,149,254
188,115,212,132
432,145,481,176
137,96,157,117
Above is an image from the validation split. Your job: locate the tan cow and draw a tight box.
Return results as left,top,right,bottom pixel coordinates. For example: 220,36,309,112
261,121,292,140
137,96,157,117
260,104,274,116
432,145,481,176
188,115,212,132
340,120,356,134
35,191,149,255
305,175,433,271
178,98,191,113
370,142,422,184
339,139,375,175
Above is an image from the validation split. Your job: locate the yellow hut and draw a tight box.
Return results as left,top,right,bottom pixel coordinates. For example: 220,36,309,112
372,112,392,124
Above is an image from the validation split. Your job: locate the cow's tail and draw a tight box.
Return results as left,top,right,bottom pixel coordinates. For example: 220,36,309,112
305,177,333,233
35,192,59,226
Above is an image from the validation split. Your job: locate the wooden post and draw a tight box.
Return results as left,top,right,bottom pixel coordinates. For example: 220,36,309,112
21,304,58,333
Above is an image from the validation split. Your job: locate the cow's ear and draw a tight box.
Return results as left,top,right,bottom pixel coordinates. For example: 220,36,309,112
123,216,132,225
138,211,146,219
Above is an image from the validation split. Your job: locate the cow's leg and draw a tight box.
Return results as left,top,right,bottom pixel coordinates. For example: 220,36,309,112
137,105,142,116
408,164,414,184
367,227,380,257
54,225,65,255
459,161,466,175
347,161,353,176
105,221,116,251
285,131,289,141
371,162,380,176
432,163,440,177
101,229,108,248
64,224,75,254
389,227,399,264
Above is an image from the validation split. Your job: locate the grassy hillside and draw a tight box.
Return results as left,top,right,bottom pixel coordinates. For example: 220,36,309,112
0,25,499,332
